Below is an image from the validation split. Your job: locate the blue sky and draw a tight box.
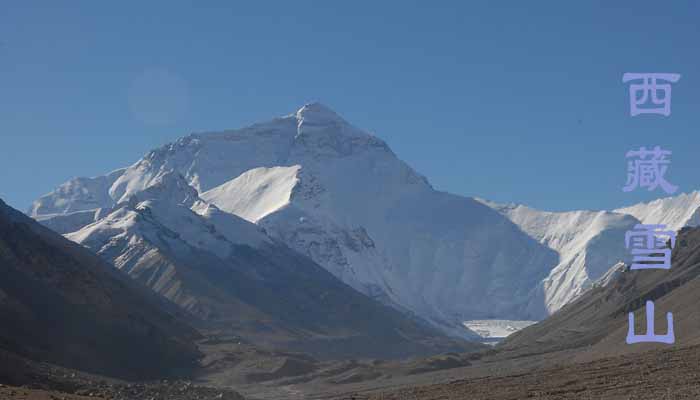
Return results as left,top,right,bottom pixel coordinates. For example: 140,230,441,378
2,1,699,212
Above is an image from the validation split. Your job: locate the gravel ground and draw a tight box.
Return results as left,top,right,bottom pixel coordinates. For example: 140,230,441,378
0,380,245,400
366,344,700,400
0,354,246,400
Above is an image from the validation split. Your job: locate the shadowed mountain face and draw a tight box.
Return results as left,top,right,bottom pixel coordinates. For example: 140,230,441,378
500,226,700,359
0,199,202,381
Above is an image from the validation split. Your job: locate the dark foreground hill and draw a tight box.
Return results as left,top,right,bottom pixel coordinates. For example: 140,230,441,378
366,343,700,399
0,199,201,381
500,225,700,359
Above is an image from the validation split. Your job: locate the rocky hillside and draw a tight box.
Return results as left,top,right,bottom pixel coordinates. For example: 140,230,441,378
500,226,700,359
0,199,201,381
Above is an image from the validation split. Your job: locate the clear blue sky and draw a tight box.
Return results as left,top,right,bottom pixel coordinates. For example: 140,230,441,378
2,1,699,212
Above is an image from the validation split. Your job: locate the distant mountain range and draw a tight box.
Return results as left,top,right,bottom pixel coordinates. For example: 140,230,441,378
29,103,700,342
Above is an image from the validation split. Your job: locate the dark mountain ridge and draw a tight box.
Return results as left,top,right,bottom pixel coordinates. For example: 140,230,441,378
0,198,201,381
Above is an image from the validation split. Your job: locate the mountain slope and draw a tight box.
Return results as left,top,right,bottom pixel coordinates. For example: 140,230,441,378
31,103,559,335
62,171,474,359
477,199,639,315
29,168,125,217
201,165,301,223
500,226,700,360
614,191,700,231
0,198,201,380
479,192,700,317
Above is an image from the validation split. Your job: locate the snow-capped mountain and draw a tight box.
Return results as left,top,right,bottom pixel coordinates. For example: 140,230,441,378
614,191,700,231
478,192,700,315
33,103,700,336
30,103,559,338
477,200,638,314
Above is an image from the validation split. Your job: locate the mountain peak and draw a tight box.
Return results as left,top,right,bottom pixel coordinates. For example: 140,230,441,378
295,102,346,126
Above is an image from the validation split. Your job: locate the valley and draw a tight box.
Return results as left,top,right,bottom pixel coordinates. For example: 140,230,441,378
5,105,700,399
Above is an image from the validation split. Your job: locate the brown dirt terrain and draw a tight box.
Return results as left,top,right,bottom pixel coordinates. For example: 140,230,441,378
0,385,103,400
0,355,245,400
365,344,700,400
0,382,244,400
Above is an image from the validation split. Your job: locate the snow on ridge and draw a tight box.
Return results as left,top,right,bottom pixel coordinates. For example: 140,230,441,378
295,102,348,127
130,170,200,207
480,201,621,250
614,190,700,231
67,198,269,263
593,261,627,289
29,168,126,217
201,165,302,223
481,192,700,316
49,165,273,254
478,198,638,315
191,201,271,248
65,205,139,249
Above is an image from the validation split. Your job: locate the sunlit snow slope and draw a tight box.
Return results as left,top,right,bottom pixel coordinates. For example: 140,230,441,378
479,193,700,315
